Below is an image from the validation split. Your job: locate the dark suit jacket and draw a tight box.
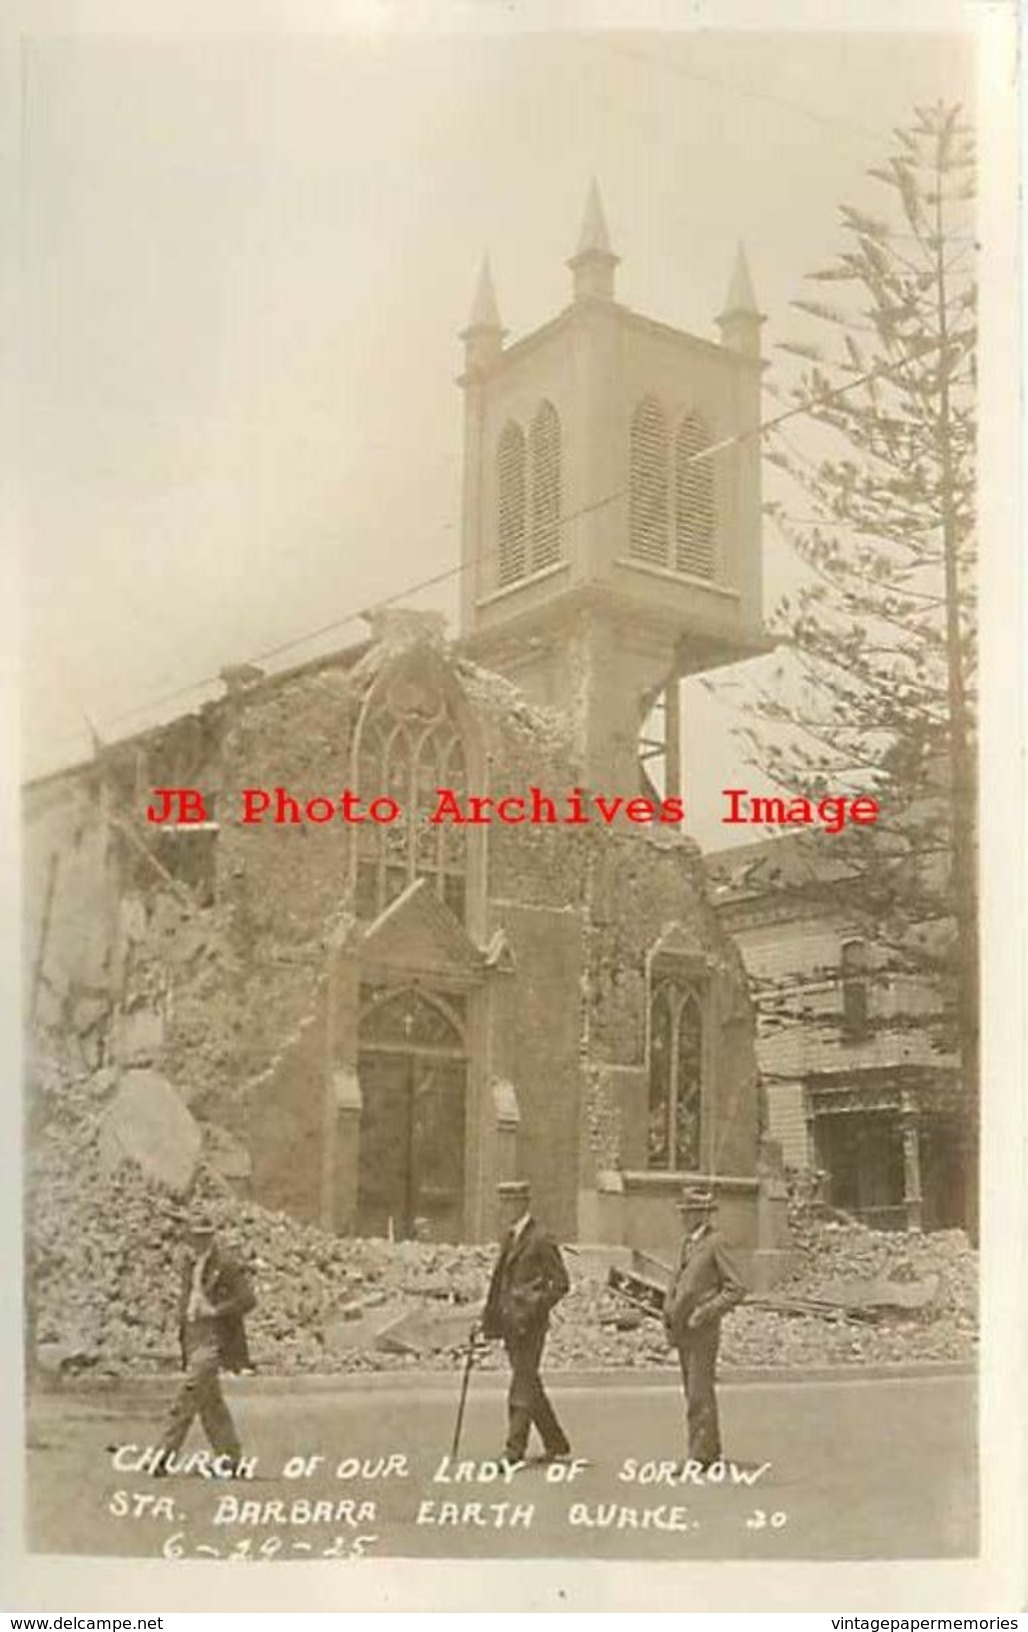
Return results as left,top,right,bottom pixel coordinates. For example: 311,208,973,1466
177,1243,256,1371
482,1217,570,1340
663,1224,746,1345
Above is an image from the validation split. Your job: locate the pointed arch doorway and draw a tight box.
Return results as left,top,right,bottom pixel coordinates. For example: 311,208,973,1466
356,984,467,1242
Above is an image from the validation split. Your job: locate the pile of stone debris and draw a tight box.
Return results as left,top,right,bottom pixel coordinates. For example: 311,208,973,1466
724,1218,978,1370
548,1213,978,1372
27,1061,977,1379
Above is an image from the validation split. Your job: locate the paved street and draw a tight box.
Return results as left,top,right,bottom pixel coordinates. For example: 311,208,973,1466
27,1371,976,1562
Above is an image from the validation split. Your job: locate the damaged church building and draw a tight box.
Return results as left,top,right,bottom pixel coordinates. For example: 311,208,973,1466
24,188,792,1279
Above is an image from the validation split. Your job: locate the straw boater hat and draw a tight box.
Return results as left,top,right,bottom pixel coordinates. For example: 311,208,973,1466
498,1180,531,1204
678,1185,715,1212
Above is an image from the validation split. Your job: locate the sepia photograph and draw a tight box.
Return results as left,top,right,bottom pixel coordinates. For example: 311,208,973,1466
7,0,1023,1616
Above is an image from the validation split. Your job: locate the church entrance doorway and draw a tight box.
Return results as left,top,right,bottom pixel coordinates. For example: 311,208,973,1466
356,985,467,1241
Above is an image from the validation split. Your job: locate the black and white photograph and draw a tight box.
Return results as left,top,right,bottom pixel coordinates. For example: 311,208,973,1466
7,0,1024,1616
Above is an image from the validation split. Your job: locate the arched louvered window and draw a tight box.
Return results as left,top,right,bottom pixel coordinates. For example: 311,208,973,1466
529,401,561,571
629,397,670,567
647,973,703,1171
497,422,527,587
675,413,716,578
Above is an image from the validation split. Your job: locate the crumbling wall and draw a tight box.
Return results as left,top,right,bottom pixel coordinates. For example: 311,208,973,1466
244,998,330,1226
24,771,120,1069
456,658,585,912
217,665,362,946
485,902,584,1239
580,1063,630,1177
25,708,253,1113
25,628,761,1248
461,660,590,1235
582,830,760,1179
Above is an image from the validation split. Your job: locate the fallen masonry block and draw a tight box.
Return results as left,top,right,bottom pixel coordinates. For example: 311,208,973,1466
35,1341,94,1375
72,994,112,1037
202,1122,253,1183
323,1301,407,1356
810,1274,941,1314
98,1069,201,1195
115,1004,165,1066
373,1300,486,1356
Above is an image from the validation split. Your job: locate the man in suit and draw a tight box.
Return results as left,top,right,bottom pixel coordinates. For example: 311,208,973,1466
663,1186,747,1468
155,1211,256,1475
482,1180,571,1465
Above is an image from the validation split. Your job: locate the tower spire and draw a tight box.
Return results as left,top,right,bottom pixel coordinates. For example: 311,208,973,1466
567,180,619,304
468,256,502,330
717,243,764,357
461,255,505,377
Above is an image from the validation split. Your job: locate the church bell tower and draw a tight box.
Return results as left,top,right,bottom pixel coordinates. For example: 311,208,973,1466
457,183,768,798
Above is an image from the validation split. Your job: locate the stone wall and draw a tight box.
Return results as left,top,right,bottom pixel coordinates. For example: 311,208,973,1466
244,1001,331,1226
485,900,584,1238
24,627,762,1246
580,828,759,1186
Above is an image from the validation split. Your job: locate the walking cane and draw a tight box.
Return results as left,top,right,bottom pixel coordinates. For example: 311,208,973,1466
451,1321,479,1459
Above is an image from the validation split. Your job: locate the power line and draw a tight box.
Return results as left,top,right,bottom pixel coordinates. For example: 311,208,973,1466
34,342,944,768
599,40,889,146
596,45,975,245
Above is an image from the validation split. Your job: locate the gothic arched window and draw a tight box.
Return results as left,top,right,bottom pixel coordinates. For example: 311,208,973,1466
840,937,870,1040
529,401,562,571
675,413,716,578
355,666,467,922
629,396,670,567
497,421,527,586
647,974,703,1170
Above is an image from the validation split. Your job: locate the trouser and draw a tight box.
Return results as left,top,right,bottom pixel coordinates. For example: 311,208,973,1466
676,1318,722,1465
503,1322,570,1460
159,1323,241,1466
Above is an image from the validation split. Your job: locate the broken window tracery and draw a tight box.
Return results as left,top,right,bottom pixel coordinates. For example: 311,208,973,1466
355,667,467,921
647,971,703,1170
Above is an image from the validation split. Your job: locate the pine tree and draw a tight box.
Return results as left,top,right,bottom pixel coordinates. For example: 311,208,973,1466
717,105,977,1100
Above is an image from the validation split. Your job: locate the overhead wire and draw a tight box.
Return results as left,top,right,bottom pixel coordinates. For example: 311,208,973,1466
36,338,948,768
28,37,975,769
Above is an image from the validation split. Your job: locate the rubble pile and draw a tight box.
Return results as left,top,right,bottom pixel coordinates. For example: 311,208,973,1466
725,1211,979,1368
28,1061,977,1378
550,1216,978,1369
27,1061,500,1376
779,1211,978,1325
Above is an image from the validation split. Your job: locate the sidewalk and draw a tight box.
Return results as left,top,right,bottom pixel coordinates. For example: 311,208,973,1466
33,1356,976,1402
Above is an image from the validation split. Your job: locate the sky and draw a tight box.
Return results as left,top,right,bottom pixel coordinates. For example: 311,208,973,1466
17,11,979,847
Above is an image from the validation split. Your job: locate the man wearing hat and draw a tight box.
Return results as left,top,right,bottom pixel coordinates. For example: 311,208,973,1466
155,1210,256,1475
663,1186,746,1468
482,1181,571,1465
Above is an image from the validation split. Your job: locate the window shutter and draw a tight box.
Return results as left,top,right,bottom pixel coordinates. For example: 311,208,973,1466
629,397,670,567
675,414,715,578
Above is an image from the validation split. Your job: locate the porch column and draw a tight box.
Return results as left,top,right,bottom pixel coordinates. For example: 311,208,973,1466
485,1077,520,1238
664,680,682,798
900,1090,923,1232
323,948,362,1233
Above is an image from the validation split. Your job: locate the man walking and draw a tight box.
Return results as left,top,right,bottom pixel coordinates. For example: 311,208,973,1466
155,1211,256,1476
482,1180,571,1466
664,1186,746,1469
